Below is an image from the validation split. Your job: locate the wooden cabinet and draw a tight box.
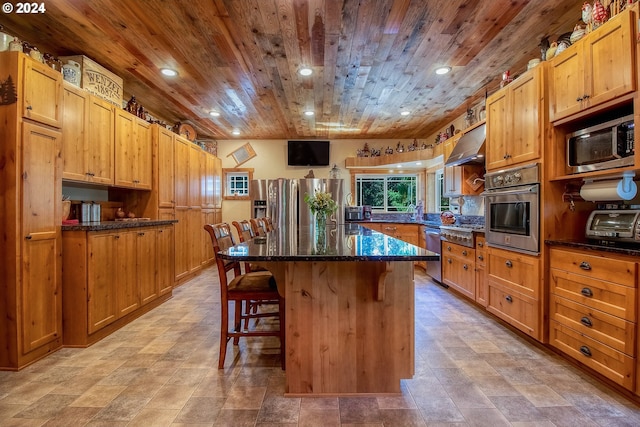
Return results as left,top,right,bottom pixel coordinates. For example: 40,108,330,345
486,246,542,340
486,64,544,171
62,83,115,184
377,223,420,246
548,247,637,391
443,165,484,196
0,52,63,370
442,133,461,163
155,126,175,209
549,9,635,122
475,235,487,307
441,241,475,300
115,110,152,189
62,225,174,346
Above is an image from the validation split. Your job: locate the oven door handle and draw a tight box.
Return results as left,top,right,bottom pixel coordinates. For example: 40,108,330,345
481,184,539,197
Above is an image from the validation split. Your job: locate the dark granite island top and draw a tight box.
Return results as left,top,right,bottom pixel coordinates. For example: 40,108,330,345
217,224,439,262
218,224,436,397
62,219,177,232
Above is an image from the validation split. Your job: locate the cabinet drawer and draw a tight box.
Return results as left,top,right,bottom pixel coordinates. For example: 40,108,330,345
550,294,636,355
442,242,474,260
550,248,637,287
487,247,540,299
487,281,540,340
550,269,636,321
550,321,634,390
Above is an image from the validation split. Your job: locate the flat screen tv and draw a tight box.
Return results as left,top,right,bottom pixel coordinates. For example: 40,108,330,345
287,140,330,166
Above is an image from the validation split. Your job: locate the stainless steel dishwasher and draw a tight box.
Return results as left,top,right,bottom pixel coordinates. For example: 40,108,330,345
424,226,442,284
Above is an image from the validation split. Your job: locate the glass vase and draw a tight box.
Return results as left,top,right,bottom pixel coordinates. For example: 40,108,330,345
315,211,327,251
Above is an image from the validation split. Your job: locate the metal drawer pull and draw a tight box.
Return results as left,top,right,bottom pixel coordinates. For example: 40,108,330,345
505,295,513,303
25,235,32,240
580,316,593,327
447,258,452,264
26,105,33,110
447,246,452,251
580,287,593,297
478,242,484,247
462,250,468,256
579,346,592,357
505,260,513,268
463,264,468,270
579,261,591,271
478,255,484,261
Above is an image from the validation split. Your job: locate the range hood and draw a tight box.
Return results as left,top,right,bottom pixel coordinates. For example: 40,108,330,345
444,123,486,166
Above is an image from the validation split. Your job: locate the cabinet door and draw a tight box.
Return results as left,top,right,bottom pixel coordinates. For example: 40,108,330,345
583,10,635,110
137,229,158,305
174,208,190,281
485,89,509,171
22,56,62,128
61,83,89,181
21,123,62,352
189,208,203,272
443,166,462,196
508,68,541,165
189,145,204,207
212,156,222,209
156,126,175,208
157,225,175,295
87,233,118,334
114,109,136,187
203,154,215,208
116,231,139,317
87,96,115,184
174,138,190,208
442,255,475,300
202,210,216,264
134,119,152,189
549,43,583,121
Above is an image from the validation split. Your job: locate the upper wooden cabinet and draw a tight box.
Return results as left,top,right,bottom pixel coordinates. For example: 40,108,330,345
22,55,63,128
62,83,115,184
115,110,152,189
155,126,176,208
549,9,636,122
443,165,484,197
486,64,544,171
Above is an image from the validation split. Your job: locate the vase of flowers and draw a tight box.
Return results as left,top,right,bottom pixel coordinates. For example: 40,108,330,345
304,190,338,249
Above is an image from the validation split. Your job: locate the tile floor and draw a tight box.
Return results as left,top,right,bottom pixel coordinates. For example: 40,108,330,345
1,267,640,426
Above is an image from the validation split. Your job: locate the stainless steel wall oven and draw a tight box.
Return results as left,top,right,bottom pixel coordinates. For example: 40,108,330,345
482,163,540,254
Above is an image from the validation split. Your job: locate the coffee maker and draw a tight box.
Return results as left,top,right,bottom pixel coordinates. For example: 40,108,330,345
362,205,372,220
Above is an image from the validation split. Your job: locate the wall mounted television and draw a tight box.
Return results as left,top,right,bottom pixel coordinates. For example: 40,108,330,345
287,140,330,166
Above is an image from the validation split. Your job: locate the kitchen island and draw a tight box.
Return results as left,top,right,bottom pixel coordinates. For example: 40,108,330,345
217,224,439,396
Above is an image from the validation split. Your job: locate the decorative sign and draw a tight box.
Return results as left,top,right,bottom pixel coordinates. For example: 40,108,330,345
0,74,17,105
228,143,256,166
59,55,124,107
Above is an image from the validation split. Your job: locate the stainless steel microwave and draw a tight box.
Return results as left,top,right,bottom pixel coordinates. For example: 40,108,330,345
567,114,635,174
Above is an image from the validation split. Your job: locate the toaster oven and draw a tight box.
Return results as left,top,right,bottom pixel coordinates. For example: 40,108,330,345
585,210,640,243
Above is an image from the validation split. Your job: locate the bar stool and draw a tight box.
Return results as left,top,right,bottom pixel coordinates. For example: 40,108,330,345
204,223,284,369
250,217,269,236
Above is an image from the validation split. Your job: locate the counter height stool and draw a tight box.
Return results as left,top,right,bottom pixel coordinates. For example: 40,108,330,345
250,217,269,236
204,223,284,369
232,220,266,273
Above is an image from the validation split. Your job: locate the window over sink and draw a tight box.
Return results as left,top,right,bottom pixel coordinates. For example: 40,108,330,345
355,173,417,212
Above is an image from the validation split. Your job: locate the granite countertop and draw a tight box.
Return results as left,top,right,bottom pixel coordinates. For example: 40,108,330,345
545,239,640,257
62,219,178,231
218,224,440,262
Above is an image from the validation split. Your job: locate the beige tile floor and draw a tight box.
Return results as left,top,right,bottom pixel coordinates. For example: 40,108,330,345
1,267,640,426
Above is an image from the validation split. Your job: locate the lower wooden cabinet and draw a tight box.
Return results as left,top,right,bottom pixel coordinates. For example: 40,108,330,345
475,236,487,307
442,241,476,300
62,225,174,346
548,246,638,391
486,246,542,341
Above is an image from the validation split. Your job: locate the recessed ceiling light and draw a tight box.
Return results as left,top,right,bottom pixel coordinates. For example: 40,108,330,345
232,130,240,135
304,111,315,116
209,111,220,117
416,162,422,166
160,68,178,77
400,111,410,116
435,66,451,75
299,67,313,76
396,164,402,168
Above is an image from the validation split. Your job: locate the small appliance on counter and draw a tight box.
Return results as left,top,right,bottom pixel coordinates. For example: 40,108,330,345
585,209,640,243
362,205,372,220
345,206,363,221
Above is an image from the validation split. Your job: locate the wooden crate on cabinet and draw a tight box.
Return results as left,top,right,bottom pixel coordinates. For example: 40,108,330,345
62,83,115,185
549,8,636,122
441,241,476,300
0,51,63,370
486,64,545,171
548,246,637,391
486,246,542,341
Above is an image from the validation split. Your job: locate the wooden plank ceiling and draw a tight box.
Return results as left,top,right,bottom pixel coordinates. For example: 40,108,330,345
1,0,586,140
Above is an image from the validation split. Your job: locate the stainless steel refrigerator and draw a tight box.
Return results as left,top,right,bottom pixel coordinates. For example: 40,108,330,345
250,178,345,230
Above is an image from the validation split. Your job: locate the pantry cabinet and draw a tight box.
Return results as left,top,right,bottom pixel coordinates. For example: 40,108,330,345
0,52,63,370
549,9,635,122
486,246,542,341
441,241,475,300
62,224,174,346
548,246,637,391
62,83,115,184
486,64,544,171
115,109,152,189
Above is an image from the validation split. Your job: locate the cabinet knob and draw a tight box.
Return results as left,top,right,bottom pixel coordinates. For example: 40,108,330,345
478,255,484,261
25,235,32,240
580,287,593,297
138,232,145,236
580,316,593,327
114,235,120,239
26,105,33,110
579,345,592,357
447,258,452,264
447,246,452,251
462,250,468,256
505,260,513,268
579,261,591,271
583,94,590,100
576,96,583,102
505,295,513,303
478,242,484,247
463,264,468,270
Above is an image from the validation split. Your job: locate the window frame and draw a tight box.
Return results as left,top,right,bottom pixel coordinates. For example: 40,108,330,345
354,172,419,212
222,168,254,200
